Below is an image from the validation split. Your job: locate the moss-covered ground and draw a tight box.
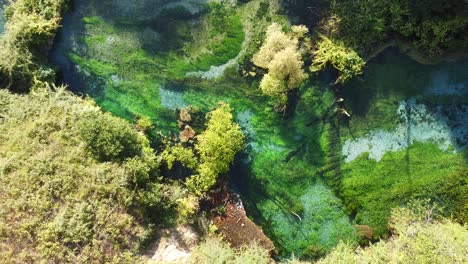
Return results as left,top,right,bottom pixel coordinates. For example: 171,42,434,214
51,0,467,259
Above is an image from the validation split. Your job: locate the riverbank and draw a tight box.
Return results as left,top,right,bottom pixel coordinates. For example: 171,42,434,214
365,38,467,65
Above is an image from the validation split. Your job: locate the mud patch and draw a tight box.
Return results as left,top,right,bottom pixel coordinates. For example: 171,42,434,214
210,190,275,254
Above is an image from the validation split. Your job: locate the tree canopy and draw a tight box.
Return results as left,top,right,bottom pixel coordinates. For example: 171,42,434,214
323,0,468,57
186,103,245,195
311,35,365,84
253,23,308,105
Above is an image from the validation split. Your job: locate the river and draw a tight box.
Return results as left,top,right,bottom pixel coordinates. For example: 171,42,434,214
49,0,468,258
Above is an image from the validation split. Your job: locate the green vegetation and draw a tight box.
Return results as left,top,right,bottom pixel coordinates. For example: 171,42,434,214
189,236,271,264
79,111,143,162
0,0,68,91
253,23,308,106
0,88,168,262
166,3,245,78
323,0,468,57
1,0,467,262
185,103,245,195
317,201,468,264
341,143,467,238
311,35,365,84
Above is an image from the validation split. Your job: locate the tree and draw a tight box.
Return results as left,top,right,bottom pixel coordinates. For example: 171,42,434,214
253,23,308,106
186,103,245,195
311,35,365,84
322,0,467,57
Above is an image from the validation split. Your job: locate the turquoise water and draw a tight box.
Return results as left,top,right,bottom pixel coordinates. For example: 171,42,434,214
50,0,468,258
0,1,6,35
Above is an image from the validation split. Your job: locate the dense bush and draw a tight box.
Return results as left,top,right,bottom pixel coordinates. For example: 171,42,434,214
186,103,245,195
0,0,68,91
316,201,468,264
0,88,166,262
189,236,271,264
311,35,365,84
79,112,143,162
324,0,468,57
253,23,308,105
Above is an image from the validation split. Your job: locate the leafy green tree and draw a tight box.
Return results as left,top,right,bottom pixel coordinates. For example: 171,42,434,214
186,103,245,195
323,0,467,57
311,35,365,84
253,23,308,106
162,144,198,170
79,112,143,162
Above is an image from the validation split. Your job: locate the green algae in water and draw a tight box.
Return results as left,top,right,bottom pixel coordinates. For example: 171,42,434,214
53,1,245,132
342,142,467,237
338,49,468,238
51,0,468,260
342,48,468,140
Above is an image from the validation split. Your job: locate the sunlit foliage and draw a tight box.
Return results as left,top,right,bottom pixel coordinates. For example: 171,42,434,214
187,103,245,195
325,0,468,57
189,236,271,264
317,201,468,264
0,88,165,262
0,0,68,91
253,23,308,105
311,35,365,84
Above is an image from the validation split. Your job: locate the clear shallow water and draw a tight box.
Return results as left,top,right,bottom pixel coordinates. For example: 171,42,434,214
0,1,6,35
50,0,468,258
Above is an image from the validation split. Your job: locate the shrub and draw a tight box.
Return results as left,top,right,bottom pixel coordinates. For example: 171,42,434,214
311,35,365,84
0,88,165,262
0,0,69,91
79,112,143,162
189,236,271,264
253,23,308,105
317,201,468,263
187,103,245,195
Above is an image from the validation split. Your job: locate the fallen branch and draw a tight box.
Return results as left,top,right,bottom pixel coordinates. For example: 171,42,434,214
292,212,302,221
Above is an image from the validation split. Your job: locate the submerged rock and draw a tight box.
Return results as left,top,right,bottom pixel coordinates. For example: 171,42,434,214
355,225,373,242
159,87,187,110
211,190,276,254
343,98,468,162
179,125,196,143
